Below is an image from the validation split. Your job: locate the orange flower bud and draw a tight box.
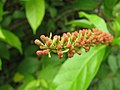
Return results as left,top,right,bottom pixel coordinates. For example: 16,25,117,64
46,41,52,46
58,45,62,49
35,28,114,59
42,50,48,55
36,50,42,56
34,39,42,46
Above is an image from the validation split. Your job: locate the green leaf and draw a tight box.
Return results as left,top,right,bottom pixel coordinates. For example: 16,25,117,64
0,58,2,70
97,65,109,79
1,16,12,27
48,6,57,18
0,84,13,90
25,0,45,34
13,72,24,83
112,37,120,45
0,41,10,59
24,45,38,57
113,1,120,17
24,80,41,90
39,65,60,85
0,27,22,53
0,1,3,21
39,54,66,85
18,57,39,75
73,0,97,11
18,75,35,90
98,78,113,90
113,73,120,90
103,0,118,18
117,53,120,68
113,20,120,37
13,10,25,19
66,19,94,29
79,12,109,33
103,0,118,10
51,45,106,90
113,16,120,37
108,54,118,73
40,79,48,89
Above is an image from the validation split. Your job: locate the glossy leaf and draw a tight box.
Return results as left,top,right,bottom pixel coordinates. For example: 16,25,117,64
66,19,94,29
0,27,22,53
25,0,45,34
24,80,41,90
79,12,108,33
51,45,106,90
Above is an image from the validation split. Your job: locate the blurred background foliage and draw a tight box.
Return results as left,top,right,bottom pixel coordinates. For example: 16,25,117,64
0,0,120,90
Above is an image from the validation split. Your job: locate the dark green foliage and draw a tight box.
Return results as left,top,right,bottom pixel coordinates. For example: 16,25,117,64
0,0,120,90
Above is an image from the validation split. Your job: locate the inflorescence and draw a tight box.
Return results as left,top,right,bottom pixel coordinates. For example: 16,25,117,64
34,28,114,59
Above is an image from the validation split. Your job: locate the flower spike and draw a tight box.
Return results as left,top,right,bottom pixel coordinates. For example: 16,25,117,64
35,28,114,59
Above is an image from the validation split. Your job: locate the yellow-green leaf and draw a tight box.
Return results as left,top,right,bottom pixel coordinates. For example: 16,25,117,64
0,27,22,53
79,12,109,33
51,45,106,90
25,0,45,34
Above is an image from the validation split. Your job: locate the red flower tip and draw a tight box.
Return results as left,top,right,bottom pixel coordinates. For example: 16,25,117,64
72,35,76,40
42,50,48,55
63,33,68,41
40,35,45,40
73,31,78,36
77,51,82,55
58,52,63,59
67,44,72,48
80,41,85,46
72,50,75,54
58,55,62,59
36,50,42,56
91,44,95,47
75,43,79,46
46,40,52,46
68,53,74,58
70,46,74,50
57,52,63,55
54,35,60,41
40,46,43,49
58,45,62,49
67,32,71,37
35,28,114,59
34,39,41,46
